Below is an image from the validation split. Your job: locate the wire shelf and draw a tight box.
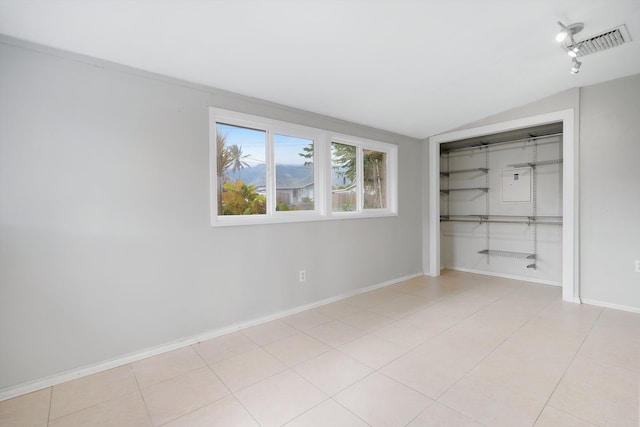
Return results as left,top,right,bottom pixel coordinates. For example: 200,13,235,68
440,187,489,194
440,168,489,176
507,159,563,168
478,249,536,259
441,215,562,225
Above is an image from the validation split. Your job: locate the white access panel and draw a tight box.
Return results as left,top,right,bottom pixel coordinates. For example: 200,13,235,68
502,167,531,202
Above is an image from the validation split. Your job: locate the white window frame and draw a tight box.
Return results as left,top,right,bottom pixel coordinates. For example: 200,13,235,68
210,108,397,226
329,136,397,217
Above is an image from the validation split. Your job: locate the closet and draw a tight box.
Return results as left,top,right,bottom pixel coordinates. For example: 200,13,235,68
440,123,563,284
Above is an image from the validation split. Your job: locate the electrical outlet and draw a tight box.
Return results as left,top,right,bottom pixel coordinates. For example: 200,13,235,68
299,270,306,282
636,260,640,273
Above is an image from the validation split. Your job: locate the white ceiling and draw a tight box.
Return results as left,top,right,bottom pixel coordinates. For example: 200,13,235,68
1,0,639,139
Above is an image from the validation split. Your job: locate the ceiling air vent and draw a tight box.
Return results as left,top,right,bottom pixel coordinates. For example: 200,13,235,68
576,25,631,57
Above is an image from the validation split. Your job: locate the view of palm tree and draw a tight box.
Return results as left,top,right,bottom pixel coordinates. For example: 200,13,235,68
228,144,250,176
216,124,267,215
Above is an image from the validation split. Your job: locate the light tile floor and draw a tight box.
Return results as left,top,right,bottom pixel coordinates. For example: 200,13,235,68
1,270,639,426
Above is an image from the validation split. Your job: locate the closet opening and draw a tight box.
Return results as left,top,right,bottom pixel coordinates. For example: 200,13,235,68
439,123,563,284
427,110,577,302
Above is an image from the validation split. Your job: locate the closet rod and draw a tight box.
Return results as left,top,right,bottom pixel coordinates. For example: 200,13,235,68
441,132,563,154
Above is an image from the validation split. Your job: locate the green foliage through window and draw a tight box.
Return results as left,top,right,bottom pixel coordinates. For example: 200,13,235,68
221,180,266,215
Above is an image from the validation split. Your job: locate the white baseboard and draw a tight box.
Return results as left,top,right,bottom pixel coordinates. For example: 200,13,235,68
579,298,640,314
444,266,562,287
0,272,422,402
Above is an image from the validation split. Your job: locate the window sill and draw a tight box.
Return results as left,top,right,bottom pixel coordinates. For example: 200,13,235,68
211,210,398,227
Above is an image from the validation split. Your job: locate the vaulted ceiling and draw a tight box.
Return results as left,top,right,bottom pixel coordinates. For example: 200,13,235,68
1,0,639,138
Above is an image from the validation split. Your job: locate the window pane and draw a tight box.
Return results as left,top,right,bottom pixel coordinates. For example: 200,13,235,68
363,150,387,209
216,123,266,215
274,134,314,211
331,142,356,212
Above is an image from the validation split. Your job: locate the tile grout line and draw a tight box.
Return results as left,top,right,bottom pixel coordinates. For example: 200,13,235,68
155,347,259,427
277,395,333,426
44,377,140,425
529,307,604,427
201,354,263,427
228,363,331,426
331,396,373,426
227,380,262,427
402,399,489,427
403,401,432,427
139,347,231,426
46,386,53,427
130,363,154,426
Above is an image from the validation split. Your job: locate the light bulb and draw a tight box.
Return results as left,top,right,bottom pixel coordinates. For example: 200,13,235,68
570,60,582,74
556,30,569,43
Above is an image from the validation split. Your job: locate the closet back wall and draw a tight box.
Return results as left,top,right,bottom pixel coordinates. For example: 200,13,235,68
440,136,563,284
0,38,423,393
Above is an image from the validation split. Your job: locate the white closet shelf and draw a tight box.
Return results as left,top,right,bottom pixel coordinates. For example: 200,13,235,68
478,250,537,269
507,159,563,168
478,249,536,259
440,187,489,194
440,168,489,176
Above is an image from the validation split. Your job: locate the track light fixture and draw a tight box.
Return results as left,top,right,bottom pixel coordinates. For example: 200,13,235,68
570,58,582,74
556,21,584,74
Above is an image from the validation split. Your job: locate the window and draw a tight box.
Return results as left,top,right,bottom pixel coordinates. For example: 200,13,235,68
210,108,397,225
363,149,387,209
275,134,314,211
216,123,266,216
331,142,356,212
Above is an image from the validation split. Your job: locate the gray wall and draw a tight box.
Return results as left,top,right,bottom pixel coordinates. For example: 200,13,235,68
447,75,640,311
0,38,423,391
579,75,640,308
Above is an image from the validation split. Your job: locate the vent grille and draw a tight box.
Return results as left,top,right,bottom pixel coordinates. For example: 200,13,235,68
576,25,630,57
